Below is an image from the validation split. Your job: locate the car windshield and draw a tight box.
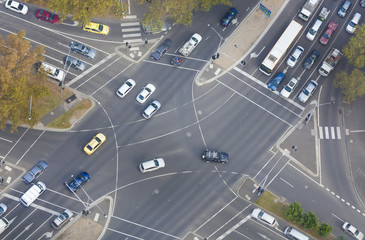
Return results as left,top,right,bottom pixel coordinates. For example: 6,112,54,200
95,137,102,143
284,86,292,92
18,4,23,10
54,69,60,76
323,33,329,39
86,145,93,151
59,214,67,221
49,13,55,20
98,25,103,32
126,82,132,87
153,160,159,166
76,60,81,66
289,56,296,62
349,22,356,27
303,89,310,96
309,29,316,35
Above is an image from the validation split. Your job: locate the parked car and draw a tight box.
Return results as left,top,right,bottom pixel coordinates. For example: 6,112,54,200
0,217,10,235
5,0,28,15
40,62,65,82
0,204,7,217
142,100,161,119
201,150,229,164
139,158,165,173
268,72,285,91
251,208,277,227
23,160,48,184
136,83,156,103
342,222,364,240
298,80,318,103
51,209,73,230
287,46,304,67
151,39,172,61
67,172,90,192
116,79,136,98
319,22,338,45
70,41,96,59
346,13,362,34
83,22,109,35
220,7,238,27
83,133,106,155
303,50,319,69
35,9,60,24
338,0,351,17
280,77,298,98
65,56,86,71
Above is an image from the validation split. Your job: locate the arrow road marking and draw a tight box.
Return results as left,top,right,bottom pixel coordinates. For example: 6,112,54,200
14,223,33,240
250,46,266,59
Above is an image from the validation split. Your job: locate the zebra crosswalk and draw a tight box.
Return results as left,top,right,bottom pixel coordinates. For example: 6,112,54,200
121,20,143,43
319,126,342,140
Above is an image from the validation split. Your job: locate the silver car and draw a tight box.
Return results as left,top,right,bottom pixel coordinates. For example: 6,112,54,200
142,100,161,119
298,80,318,103
65,56,86,71
70,41,96,59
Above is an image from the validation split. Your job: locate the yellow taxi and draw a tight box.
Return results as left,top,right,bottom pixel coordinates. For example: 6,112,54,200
83,133,106,155
83,22,109,35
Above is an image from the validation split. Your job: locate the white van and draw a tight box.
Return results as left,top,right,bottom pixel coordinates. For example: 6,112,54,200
0,217,10,235
20,181,46,207
346,13,361,34
40,63,65,82
306,19,322,41
284,227,309,240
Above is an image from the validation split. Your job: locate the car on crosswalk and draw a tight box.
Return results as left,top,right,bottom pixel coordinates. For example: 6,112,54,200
70,41,96,59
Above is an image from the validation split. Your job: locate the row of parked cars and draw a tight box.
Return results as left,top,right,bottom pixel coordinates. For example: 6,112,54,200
5,0,110,35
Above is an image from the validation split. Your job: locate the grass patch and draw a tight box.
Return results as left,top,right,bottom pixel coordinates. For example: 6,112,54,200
34,82,74,118
256,191,336,240
47,99,92,129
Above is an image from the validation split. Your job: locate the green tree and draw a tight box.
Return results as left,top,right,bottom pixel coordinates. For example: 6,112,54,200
140,0,231,30
0,30,49,131
343,25,365,68
285,201,303,223
47,0,124,24
334,69,365,102
301,211,318,229
318,222,333,237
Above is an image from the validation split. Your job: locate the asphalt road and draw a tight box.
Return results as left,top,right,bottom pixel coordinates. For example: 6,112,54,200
0,0,364,239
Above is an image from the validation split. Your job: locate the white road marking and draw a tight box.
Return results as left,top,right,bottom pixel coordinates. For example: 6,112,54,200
120,22,140,27
122,33,141,38
336,127,341,139
106,227,144,240
331,127,335,139
121,27,140,32
325,127,329,139
94,213,100,222
319,126,323,139
0,137,12,143
16,131,45,165
280,177,294,188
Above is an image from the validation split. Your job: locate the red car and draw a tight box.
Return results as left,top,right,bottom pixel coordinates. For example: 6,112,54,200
319,22,338,45
35,9,60,24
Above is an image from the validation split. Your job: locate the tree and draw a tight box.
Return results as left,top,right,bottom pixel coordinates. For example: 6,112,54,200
334,69,365,102
343,25,365,68
0,30,49,131
301,211,318,229
285,201,303,223
140,0,232,29
318,222,333,237
47,0,124,24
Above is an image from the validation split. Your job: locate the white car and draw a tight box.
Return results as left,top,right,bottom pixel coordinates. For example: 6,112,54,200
286,46,304,67
116,79,136,98
280,77,298,98
142,100,161,119
136,83,156,103
251,208,277,227
298,80,318,103
139,158,165,173
342,222,364,240
5,0,28,15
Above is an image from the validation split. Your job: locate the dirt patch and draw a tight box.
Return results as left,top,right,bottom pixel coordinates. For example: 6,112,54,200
56,217,103,240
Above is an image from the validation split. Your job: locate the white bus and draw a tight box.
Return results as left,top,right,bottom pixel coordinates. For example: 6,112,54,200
259,20,303,76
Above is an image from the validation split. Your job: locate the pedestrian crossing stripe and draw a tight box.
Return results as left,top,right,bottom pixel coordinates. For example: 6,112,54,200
319,126,341,139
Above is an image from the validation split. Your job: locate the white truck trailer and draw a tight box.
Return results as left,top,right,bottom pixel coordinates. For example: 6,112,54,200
319,48,343,76
298,0,321,21
178,33,202,57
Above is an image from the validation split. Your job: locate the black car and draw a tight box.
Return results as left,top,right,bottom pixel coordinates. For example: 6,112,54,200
67,172,90,192
220,7,238,27
201,150,229,164
303,49,319,69
151,39,172,61
70,41,96,59
23,160,48,184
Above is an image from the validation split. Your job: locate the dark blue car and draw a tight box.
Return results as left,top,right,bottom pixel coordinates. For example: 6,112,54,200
268,72,285,91
67,172,90,192
220,7,238,27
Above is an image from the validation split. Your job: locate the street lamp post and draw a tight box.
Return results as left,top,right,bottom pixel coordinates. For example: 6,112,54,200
28,96,32,121
305,100,335,124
